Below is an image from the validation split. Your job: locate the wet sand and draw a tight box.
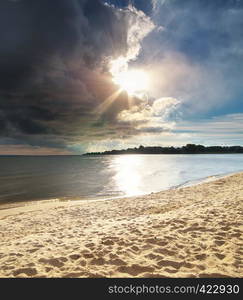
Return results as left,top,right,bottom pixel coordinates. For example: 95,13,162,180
0,172,242,277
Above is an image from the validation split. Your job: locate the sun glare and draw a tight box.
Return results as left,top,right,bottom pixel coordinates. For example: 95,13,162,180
112,69,149,95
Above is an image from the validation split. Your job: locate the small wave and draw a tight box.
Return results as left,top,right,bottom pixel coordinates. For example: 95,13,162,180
172,170,243,189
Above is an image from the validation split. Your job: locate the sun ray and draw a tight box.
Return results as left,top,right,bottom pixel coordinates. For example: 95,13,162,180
127,93,133,109
94,88,123,115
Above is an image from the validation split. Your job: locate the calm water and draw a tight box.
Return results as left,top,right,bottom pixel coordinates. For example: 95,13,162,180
0,154,243,205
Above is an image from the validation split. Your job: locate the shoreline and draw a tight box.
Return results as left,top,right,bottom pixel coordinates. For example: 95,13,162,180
0,169,242,215
0,171,242,277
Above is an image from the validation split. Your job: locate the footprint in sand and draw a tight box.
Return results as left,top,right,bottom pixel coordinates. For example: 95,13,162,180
89,257,106,265
231,232,241,238
174,220,186,225
214,240,225,246
85,243,95,249
38,258,64,268
145,238,168,247
109,258,126,266
109,253,119,259
27,248,39,253
117,264,154,276
156,259,195,270
233,259,242,268
82,252,94,259
69,254,81,260
45,267,52,272
79,260,86,267
145,253,164,261
1,265,15,271
13,267,37,277
195,254,207,261
141,244,152,250
214,253,226,260
157,260,182,269
9,253,23,257
164,267,178,274
220,226,230,231
94,250,106,257
130,245,139,252
102,239,114,246
154,247,175,256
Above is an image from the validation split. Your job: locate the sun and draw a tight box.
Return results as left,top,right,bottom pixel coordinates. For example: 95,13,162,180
112,69,149,95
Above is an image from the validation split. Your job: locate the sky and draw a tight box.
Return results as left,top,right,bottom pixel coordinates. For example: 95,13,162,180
0,0,243,154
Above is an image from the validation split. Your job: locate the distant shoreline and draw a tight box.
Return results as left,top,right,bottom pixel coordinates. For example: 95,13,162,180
1,144,243,157
84,144,243,156
83,152,243,156
1,152,243,157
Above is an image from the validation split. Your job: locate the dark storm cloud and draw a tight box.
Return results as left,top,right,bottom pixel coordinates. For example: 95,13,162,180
0,0,128,88
0,0,153,150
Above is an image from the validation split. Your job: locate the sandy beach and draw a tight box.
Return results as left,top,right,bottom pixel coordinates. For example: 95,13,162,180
0,172,242,278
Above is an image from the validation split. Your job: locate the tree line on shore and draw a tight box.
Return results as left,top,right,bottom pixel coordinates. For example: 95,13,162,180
84,144,243,155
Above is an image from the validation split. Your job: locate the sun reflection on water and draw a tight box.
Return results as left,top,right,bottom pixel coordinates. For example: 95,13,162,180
113,155,144,197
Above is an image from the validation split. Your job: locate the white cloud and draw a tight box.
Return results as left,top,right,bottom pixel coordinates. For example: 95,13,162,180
126,6,155,61
118,97,180,132
109,6,155,77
